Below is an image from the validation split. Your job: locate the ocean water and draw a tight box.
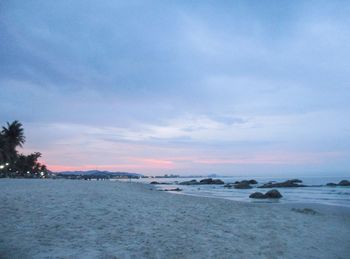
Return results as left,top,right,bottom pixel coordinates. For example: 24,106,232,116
122,176,350,208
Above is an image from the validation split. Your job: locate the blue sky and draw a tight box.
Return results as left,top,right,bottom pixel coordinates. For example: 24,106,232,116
1,0,350,176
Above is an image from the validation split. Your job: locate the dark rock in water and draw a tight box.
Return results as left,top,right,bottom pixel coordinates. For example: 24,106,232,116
338,180,350,186
258,179,307,188
234,182,252,189
180,178,224,185
224,183,234,188
265,189,283,198
248,179,258,184
249,192,265,199
233,179,257,185
326,182,337,186
289,179,302,183
249,189,282,199
150,181,169,185
179,179,199,185
199,178,225,185
292,208,318,215
213,179,225,184
326,180,350,187
213,179,224,184
199,178,212,184
160,188,182,192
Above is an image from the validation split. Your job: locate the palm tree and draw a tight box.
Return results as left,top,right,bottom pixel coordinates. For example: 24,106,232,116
0,135,6,161
1,121,25,169
1,120,25,149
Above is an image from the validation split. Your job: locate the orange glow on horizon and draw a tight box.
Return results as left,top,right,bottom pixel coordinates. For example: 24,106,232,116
48,158,176,172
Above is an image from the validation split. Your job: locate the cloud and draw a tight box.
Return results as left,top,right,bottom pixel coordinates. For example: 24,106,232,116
1,0,350,174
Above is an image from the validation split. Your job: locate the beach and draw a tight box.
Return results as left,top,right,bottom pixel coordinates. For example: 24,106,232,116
0,179,349,259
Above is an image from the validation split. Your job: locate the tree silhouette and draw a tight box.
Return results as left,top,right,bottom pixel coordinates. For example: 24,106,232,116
2,120,25,147
1,121,25,164
0,121,49,178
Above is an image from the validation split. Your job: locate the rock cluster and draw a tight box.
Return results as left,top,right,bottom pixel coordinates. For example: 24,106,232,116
159,188,182,192
249,189,283,199
234,182,252,189
339,180,350,186
179,178,224,185
150,181,169,185
224,179,258,189
199,178,225,184
326,180,350,187
179,180,198,185
258,179,306,188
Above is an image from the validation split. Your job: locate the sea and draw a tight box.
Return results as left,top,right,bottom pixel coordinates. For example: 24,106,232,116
120,176,350,208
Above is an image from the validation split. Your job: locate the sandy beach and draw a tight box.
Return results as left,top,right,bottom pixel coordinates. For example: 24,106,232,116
0,179,349,259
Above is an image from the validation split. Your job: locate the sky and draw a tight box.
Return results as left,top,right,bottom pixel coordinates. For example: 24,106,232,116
1,0,350,176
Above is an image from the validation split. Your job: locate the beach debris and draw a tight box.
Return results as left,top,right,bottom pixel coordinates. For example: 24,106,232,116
291,208,319,215
258,179,307,188
326,180,350,187
179,178,224,185
249,189,283,199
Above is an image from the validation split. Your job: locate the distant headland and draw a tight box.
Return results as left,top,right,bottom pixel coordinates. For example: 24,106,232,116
52,170,144,180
